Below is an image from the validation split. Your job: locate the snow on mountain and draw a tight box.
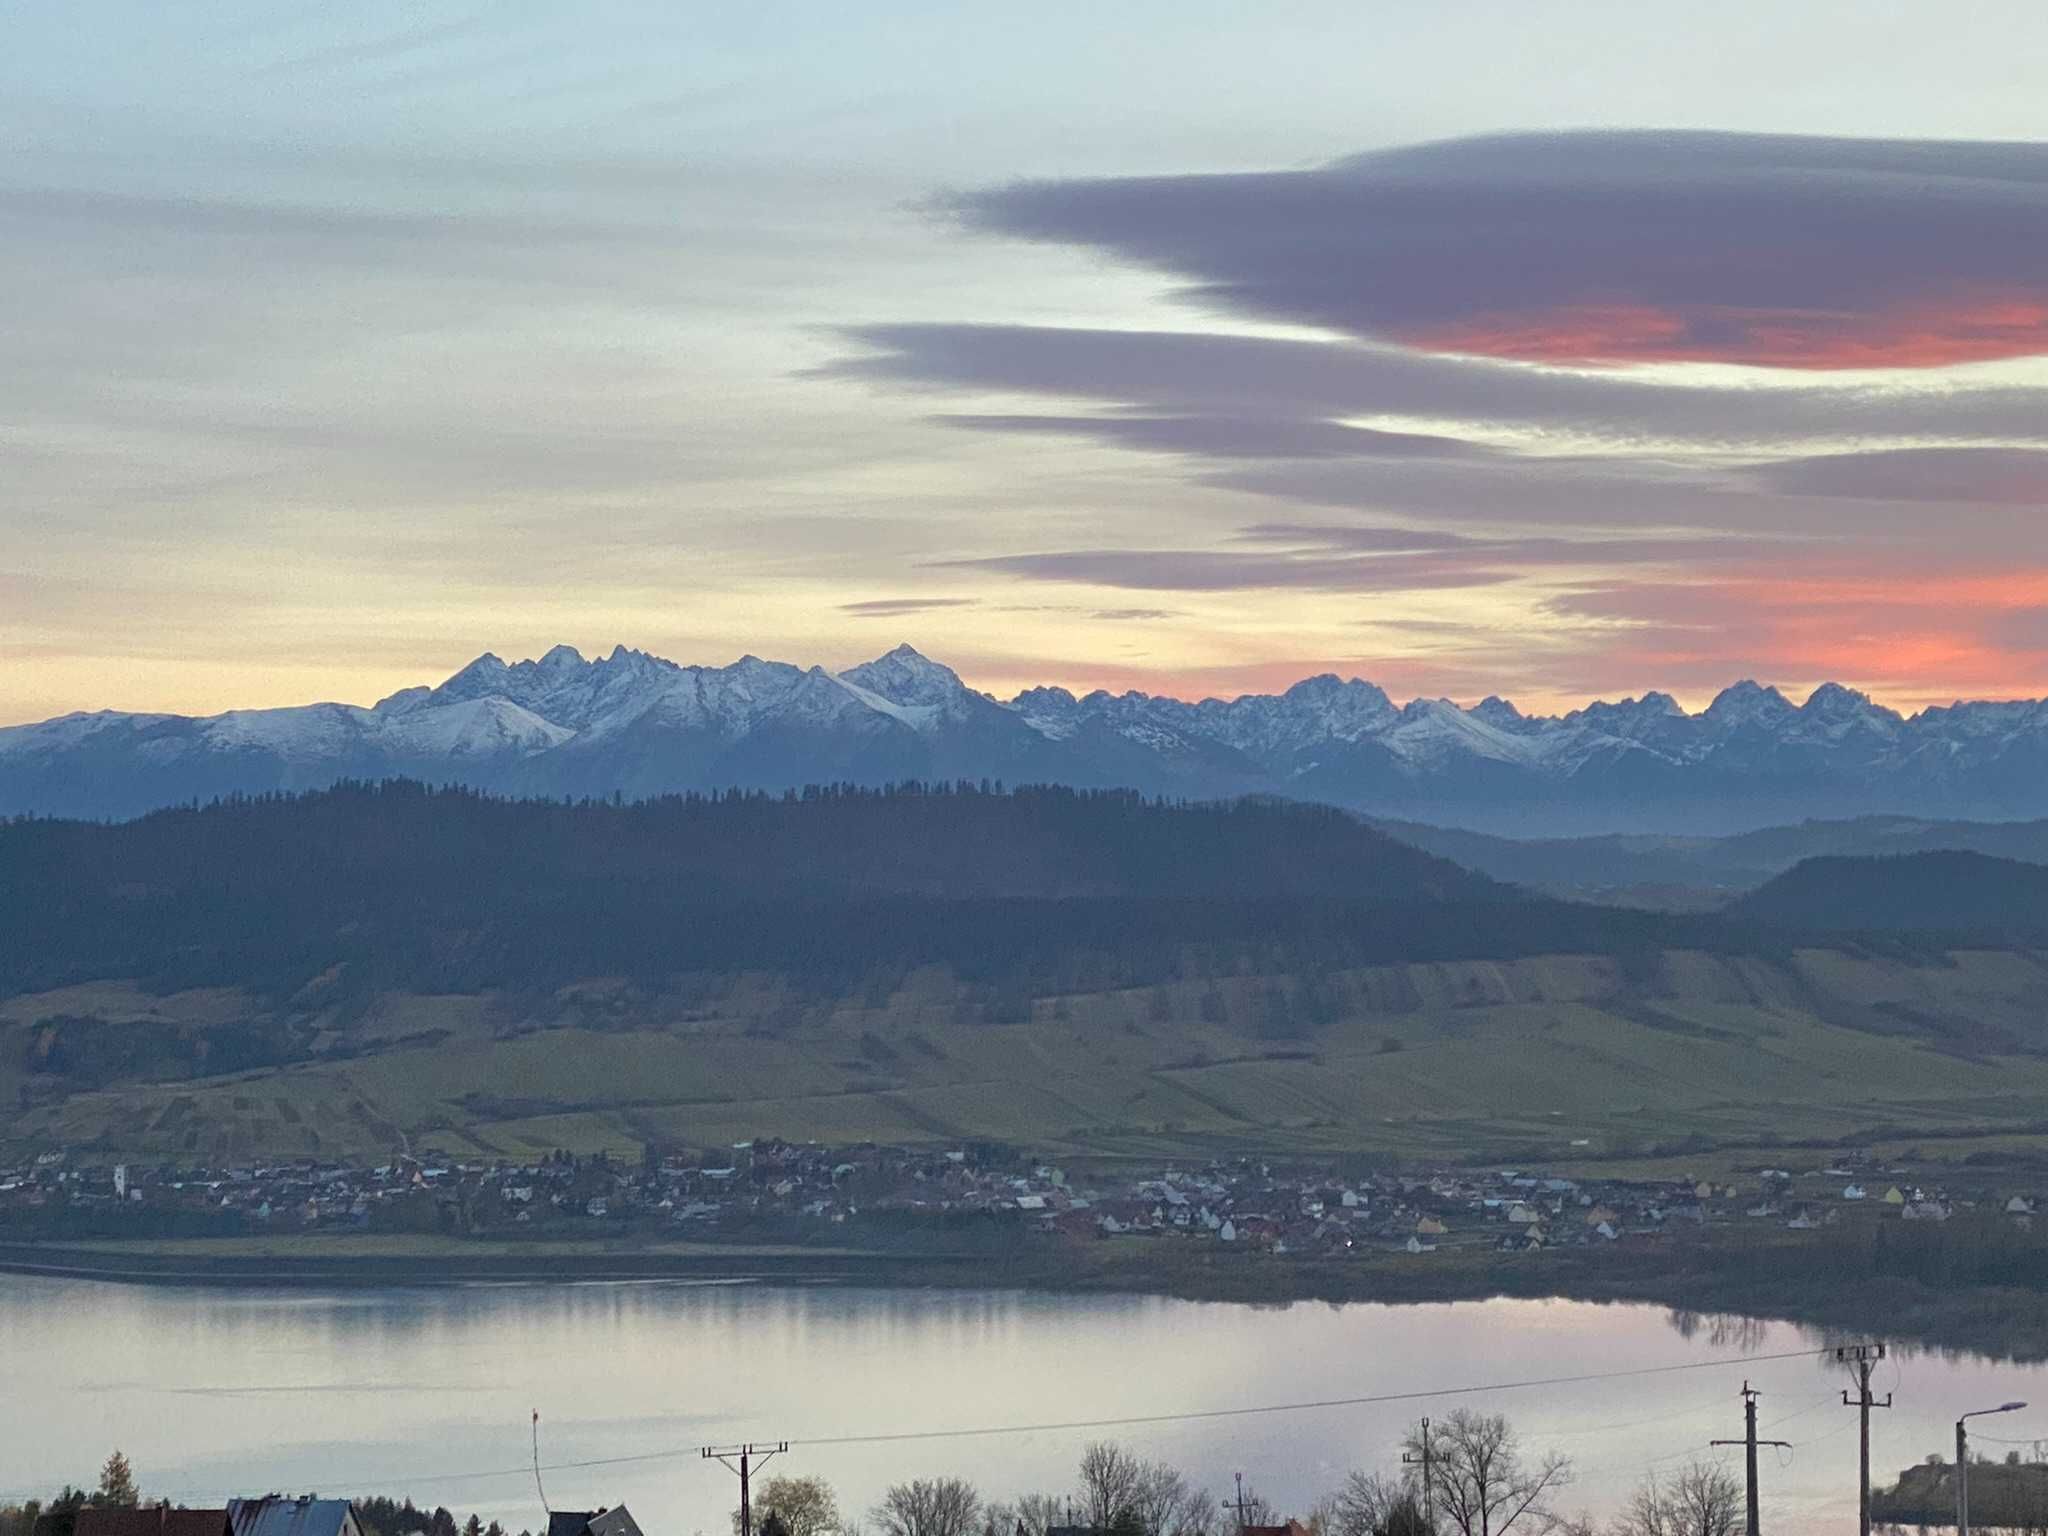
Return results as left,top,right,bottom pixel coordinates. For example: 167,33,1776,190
6,643,2048,833
383,696,574,758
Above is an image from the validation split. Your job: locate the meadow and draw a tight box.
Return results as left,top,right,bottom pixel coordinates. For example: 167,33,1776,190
8,944,2048,1174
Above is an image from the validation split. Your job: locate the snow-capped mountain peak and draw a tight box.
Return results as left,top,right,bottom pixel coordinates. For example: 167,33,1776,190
840,644,971,708
6,645,2048,833
1704,679,1796,727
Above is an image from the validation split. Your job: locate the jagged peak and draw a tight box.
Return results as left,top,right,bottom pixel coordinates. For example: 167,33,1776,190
1280,672,1393,707
538,644,585,669
1802,681,1870,710
1011,684,1078,707
1705,679,1795,720
1470,695,1525,728
841,643,967,707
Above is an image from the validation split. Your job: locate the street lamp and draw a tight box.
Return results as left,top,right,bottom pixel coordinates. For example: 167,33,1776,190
1957,1402,2028,1536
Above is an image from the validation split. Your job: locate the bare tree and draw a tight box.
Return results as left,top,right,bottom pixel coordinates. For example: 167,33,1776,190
1608,1464,1739,1536
737,1477,842,1536
872,1481,983,1536
1131,1464,1213,1536
1080,1445,1147,1532
1076,1444,1213,1536
1316,1474,1432,1536
1404,1412,1571,1536
1319,1473,1414,1536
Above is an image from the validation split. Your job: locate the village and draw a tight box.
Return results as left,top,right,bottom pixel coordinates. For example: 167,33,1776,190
1,1137,2038,1258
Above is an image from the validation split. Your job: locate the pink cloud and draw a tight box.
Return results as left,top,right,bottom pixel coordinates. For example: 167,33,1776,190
1401,291,2048,371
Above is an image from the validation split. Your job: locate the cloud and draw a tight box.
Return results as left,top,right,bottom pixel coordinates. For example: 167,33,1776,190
931,524,1777,596
947,131,2048,370
932,548,1518,594
931,412,1489,461
1543,560,2048,704
838,597,981,617
828,323,2048,449
1747,446,2048,504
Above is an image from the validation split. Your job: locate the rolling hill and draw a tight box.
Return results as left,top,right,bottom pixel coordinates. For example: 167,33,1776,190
1731,849,2048,934
1376,814,2048,907
7,782,2048,1167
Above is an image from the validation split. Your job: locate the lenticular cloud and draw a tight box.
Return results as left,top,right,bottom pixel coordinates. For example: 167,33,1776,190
948,130,2048,370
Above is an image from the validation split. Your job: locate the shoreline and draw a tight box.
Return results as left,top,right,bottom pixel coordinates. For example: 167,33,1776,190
5,1235,2047,1363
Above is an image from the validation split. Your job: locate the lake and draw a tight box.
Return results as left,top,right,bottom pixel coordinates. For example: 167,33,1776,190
3,1277,2041,1535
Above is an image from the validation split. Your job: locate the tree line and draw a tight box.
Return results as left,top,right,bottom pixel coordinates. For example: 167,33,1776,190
1,778,1764,1009
0,1456,526,1536
0,1422,1752,1536
738,1415,1745,1536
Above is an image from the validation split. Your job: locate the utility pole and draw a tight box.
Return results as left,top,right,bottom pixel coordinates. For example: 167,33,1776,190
1219,1472,1249,1533
704,1442,787,1536
1836,1344,1890,1536
1402,1417,1435,1532
1711,1382,1789,1536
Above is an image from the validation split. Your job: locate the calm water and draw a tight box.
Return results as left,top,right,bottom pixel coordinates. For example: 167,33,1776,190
3,1278,2042,1535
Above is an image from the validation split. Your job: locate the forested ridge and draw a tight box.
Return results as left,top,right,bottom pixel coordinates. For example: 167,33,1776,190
0,780,1756,1001
1732,848,2048,935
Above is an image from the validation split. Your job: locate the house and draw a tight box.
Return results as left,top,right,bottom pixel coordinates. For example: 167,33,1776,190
547,1511,644,1536
1415,1216,1448,1236
1842,1184,1867,1201
1882,1186,1906,1206
2006,1196,2036,1216
227,1499,364,1536
1506,1203,1539,1225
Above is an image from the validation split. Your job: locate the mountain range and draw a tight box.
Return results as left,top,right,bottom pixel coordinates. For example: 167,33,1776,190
6,643,2048,832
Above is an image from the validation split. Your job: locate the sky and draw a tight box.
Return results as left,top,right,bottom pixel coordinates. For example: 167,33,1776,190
4,1,2047,725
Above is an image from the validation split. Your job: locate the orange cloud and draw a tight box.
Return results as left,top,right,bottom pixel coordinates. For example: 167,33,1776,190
1402,291,2048,371
1550,560,2048,709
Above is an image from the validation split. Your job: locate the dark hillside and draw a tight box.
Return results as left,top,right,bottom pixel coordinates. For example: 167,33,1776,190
0,780,1726,1001
1730,849,2048,934
1376,813,2048,906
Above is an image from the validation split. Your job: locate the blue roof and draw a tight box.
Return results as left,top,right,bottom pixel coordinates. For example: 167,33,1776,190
228,1498,357,1536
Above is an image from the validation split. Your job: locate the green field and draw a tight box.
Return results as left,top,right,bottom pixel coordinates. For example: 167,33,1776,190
9,945,2048,1170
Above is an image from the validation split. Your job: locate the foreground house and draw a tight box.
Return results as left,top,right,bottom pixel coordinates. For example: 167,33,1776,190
228,1498,363,1536
547,1510,644,1536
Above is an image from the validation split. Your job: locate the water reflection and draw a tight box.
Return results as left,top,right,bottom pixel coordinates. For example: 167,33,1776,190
2,1279,2039,1536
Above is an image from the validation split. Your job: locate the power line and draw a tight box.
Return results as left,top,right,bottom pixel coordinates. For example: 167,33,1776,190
788,1345,1830,1449
132,1343,1830,1503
